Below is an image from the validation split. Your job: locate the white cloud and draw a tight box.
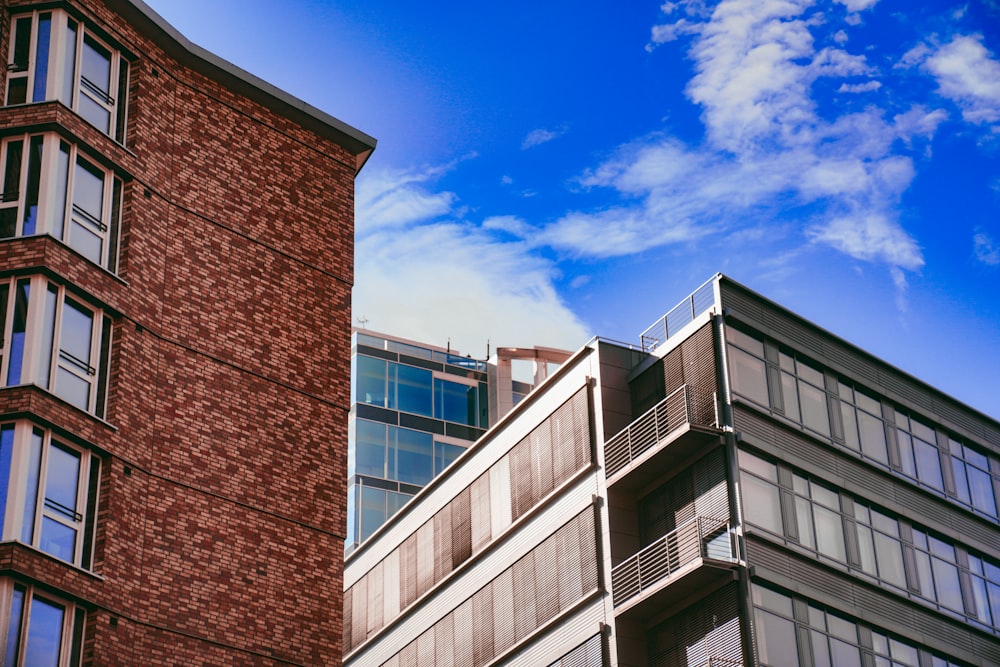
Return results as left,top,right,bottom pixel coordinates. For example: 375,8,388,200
354,167,589,353
532,0,925,281
834,0,879,11
521,125,569,149
974,231,1000,266
356,165,456,234
924,35,1000,127
838,80,881,93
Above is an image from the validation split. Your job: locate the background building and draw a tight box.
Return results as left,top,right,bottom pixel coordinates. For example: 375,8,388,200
343,274,1000,667
346,330,568,553
0,0,373,664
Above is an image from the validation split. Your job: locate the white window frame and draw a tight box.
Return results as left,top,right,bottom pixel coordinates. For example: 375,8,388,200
0,422,99,569
6,9,129,143
0,579,85,666
0,276,112,417
0,132,123,271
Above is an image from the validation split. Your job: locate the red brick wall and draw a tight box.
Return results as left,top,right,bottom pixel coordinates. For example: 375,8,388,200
0,0,362,663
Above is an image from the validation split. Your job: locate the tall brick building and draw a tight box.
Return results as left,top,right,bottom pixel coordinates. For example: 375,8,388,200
0,0,374,664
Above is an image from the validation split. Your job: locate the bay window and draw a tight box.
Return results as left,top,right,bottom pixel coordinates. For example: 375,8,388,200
7,10,129,143
0,277,112,416
0,133,123,272
2,581,85,666
0,422,99,570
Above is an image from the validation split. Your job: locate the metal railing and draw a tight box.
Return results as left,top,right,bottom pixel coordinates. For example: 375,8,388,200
605,384,715,477
639,277,717,353
611,516,732,607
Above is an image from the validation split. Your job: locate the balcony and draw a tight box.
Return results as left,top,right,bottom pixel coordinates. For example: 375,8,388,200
611,516,737,621
604,385,722,492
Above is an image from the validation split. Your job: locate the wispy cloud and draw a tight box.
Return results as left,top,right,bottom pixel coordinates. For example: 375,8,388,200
354,166,589,352
974,231,1000,266
521,125,570,149
533,0,927,275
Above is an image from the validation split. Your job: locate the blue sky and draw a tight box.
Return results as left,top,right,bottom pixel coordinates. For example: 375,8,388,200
145,0,1000,418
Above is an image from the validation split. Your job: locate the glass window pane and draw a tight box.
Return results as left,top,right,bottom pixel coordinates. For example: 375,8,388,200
795,496,815,549
814,506,846,562
436,379,477,425
393,364,432,417
54,368,90,410
968,465,997,516
69,158,105,263
6,585,25,667
60,299,94,366
796,360,824,387
40,516,76,562
857,411,886,464
434,441,465,476
392,427,433,486
52,143,70,240
728,347,769,406
7,281,31,386
32,15,51,102
61,22,77,106
799,381,830,437
360,486,386,542
754,610,797,667
727,328,764,356
914,439,944,491
46,444,81,511
897,431,916,477
21,136,43,237
742,473,782,534
739,450,777,482
354,420,386,478
22,431,43,543
840,402,859,451
24,596,64,667
781,372,799,421
0,425,13,534
355,355,387,407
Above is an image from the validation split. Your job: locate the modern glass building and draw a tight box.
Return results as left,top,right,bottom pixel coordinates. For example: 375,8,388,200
346,331,492,553
343,274,1000,666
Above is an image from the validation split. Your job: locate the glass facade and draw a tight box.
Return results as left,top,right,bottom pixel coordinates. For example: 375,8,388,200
726,327,1000,522
347,332,491,552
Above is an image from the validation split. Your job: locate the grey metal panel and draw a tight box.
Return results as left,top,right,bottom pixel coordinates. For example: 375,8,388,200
719,279,1000,451
747,537,1000,666
733,406,1000,556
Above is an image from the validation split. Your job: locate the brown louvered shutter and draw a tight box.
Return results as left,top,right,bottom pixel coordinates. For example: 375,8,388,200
433,504,453,583
343,582,353,653
492,568,516,655
557,510,584,609
452,487,472,568
534,528,560,625
577,508,599,594
351,577,367,651
472,584,495,664
510,437,533,520
416,630,435,665
366,560,384,639
400,533,418,608
532,424,555,504
512,553,537,642
683,324,718,425
434,613,454,665
397,639,418,667
453,598,475,667
416,521,434,598
470,472,492,554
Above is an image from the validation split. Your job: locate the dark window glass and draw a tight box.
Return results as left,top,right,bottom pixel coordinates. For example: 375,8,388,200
436,378,477,425
393,363,432,417
434,441,465,476
355,420,386,478
392,427,433,486
355,355,387,407
728,346,768,405
24,595,64,667
31,15,51,103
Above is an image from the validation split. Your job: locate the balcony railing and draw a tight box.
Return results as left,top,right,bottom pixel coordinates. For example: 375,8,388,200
639,277,717,353
611,516,732,607
605,384,716,478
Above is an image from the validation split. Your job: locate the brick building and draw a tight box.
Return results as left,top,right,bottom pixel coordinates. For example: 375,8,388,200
0,0,374,664
344,274,1000,667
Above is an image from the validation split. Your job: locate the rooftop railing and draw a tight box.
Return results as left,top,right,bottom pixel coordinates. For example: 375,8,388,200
611,515,732,607
605,384,717,478
639,276,717,353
